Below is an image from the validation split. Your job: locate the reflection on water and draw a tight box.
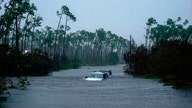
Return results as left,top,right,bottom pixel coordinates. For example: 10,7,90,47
3,64,192,108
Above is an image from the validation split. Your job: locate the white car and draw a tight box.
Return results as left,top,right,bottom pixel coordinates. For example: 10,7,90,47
85,72,107,81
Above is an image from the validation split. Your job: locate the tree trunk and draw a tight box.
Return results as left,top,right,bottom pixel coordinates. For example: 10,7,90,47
31,27,35,50
15,15,19,52
54,14,62,60
62,15,68,61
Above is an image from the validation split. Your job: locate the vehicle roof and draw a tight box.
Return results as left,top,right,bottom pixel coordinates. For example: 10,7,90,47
99,70,111,72
91,72,104,74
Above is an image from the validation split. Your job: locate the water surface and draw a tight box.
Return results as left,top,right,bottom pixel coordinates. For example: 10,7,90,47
3,64,192,108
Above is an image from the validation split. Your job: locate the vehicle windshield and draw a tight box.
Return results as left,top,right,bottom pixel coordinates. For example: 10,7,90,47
90,74,103,78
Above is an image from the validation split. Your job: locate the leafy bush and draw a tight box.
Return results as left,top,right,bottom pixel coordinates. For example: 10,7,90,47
149,40,192,88
0,77,8,108
0,44,10,76
124,45,149,75
0,96,7,108
124,40,192,88
0,78,7,95
23,49,54,76
0,44,54,76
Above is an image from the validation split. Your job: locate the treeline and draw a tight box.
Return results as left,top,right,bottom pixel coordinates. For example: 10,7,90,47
0,0,130,67
0,0,55,77
0,0,131,77
0,0,78,71
65,29,130,65
0,0,131,100
23,27,130,66
124,17,192,88
0,0,130,75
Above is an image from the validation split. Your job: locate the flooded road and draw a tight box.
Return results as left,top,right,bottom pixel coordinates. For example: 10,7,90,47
3,64,192,108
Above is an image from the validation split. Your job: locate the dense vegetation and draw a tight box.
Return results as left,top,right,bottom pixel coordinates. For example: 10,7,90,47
0,44,53,76
0,0,130,67
65,29,130,65
0,0,130,102
124,17,192,88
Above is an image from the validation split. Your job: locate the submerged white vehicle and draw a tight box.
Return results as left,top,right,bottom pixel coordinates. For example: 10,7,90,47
99,70,112,76
85,72,107,81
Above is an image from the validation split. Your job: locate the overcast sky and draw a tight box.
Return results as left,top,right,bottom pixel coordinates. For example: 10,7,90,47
30,0,192,44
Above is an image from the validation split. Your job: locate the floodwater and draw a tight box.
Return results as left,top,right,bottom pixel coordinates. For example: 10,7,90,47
3,64,192,108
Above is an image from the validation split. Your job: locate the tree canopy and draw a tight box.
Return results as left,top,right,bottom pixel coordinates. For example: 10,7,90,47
146,17,192,44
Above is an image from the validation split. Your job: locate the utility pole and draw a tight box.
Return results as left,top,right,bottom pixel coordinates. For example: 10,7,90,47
145,28,149,48
129,35,132,70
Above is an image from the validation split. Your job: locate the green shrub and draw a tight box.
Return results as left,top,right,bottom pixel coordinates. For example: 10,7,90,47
23,49,54,76
0,44,54,76
124,40,192,88
0,78,7,95
124,45,149,75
